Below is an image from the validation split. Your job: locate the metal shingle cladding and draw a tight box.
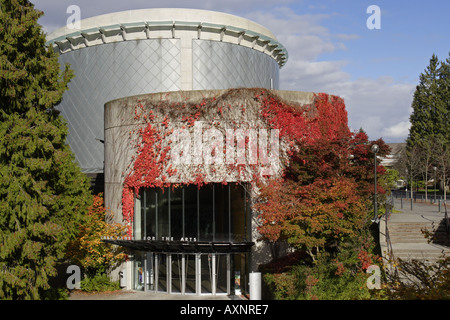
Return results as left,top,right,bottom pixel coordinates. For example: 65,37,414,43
57,39,181,173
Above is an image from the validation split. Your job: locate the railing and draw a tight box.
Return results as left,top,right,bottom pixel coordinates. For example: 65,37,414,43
444,202,449,235
385,193,449,249
391,190,447,201
391,190,449,211
383,195,395,258
382,196,399,281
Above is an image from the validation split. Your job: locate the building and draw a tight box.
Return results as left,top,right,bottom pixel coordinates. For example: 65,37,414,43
381,143,406,189
380,143,406,169
47,8,286,183
47,8,345,296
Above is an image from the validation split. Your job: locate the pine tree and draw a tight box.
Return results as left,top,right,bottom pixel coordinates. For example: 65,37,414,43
405,54,450,199
438,53,450,143
408,54,440,144
0,0,92,299
408,53,449,145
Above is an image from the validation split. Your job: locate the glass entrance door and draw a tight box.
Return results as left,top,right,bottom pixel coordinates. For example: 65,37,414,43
145,253,154,291
171,254,182,294
156,253,167,293
200,254,212,294
216,254,229,294
135,252,232,295
185,254,196,294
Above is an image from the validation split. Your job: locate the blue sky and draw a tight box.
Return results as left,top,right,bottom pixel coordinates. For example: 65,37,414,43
309,1,449,82
32,0,450,143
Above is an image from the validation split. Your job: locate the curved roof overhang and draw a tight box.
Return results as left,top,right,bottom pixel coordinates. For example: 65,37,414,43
46,8,288,67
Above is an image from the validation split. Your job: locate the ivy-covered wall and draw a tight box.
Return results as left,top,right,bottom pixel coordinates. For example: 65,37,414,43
104,88,347,269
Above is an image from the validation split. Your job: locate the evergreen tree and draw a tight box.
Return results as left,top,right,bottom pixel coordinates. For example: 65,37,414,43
438,53,450,142
405,53,450,199
408,53,449,145
0,0,92,299
408,54,439,143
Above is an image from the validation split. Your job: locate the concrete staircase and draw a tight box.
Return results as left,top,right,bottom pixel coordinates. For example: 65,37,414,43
380,200,450,264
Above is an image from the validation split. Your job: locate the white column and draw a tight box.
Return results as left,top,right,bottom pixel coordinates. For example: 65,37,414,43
212,254,216,295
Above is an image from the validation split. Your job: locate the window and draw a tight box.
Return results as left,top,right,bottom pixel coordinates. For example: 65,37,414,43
136,183,249,242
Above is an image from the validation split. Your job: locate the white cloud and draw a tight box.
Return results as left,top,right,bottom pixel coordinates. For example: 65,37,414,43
331,79,415,141
334,33,361,41
382,121,411,139
245,7,416,142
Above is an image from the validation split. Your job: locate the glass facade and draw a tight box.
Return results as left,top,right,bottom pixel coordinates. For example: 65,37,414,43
134,183,250,242
132,183,251,295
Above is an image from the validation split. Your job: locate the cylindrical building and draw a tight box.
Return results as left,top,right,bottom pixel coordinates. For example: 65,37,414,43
47,8,287,179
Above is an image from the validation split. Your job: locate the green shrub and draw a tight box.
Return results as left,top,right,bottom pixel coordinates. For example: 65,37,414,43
39,287,70,300
294,264,372,300
261,244,382,300
80,273,120,292
263,272,298,300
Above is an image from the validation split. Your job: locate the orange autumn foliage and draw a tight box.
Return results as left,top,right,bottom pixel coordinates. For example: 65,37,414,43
67,194,127,275
255,93,389,260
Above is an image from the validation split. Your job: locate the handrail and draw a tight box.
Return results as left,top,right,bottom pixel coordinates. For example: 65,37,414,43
444,202,449,235
384,196,395,258
391,190,447,203
381,195,399,280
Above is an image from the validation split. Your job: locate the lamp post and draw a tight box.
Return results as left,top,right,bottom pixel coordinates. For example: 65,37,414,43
433,166,437,203
405,168,408,193
371,144,379,223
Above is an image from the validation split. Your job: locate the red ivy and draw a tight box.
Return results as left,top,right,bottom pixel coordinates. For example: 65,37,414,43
257,91,349,147
121,90,382,240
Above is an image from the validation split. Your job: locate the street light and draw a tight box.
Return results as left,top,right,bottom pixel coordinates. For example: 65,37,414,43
433,166,437,203
405,168,408,193
371,144,379,223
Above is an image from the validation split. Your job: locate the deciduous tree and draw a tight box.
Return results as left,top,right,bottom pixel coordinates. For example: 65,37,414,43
66,194,127,277
255,103,389,261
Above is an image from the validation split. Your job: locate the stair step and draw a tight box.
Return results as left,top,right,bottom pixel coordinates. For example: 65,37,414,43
388,224,437,229
393,256,447,263
393,254,449,258
394,250,449,253
390,239,431,243
388,222,445,226
382,209,450,263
